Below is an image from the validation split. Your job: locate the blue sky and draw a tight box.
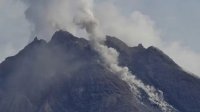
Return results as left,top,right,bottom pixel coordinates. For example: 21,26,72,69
0,0,200,75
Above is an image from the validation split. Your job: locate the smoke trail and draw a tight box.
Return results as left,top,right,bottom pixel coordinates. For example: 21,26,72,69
21,0,175,111
73,0,175,111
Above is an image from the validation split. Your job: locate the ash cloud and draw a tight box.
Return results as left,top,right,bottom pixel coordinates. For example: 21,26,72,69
17,0,176,111
0,0,199,78
72,0,175,111
16,0,176,110
20,0,79,40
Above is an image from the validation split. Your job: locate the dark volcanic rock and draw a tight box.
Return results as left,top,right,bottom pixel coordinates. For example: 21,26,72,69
106,36,200,112
0,30,199,112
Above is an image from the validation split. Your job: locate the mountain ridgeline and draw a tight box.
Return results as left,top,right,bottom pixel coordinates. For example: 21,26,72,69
0,30,199,112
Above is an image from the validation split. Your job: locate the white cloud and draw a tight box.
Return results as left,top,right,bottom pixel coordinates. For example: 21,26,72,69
163,42,200,76
95,2,161,47
0,0,30,62
95,1,200,76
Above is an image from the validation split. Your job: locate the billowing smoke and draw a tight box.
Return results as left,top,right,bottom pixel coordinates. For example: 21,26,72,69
73,0,175,111
19,0,175,111
20,0,81,40
1,0,198,78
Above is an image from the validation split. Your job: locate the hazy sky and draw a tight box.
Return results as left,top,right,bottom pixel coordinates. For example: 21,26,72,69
105,0,200,51
0,0,200,75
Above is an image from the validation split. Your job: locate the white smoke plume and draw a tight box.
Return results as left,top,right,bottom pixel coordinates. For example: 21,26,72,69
1,0,199,78
16,0,176,111
20,0,81,40
73,0,175,111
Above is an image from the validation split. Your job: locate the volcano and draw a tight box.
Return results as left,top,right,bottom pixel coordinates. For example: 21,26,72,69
0,30,199,112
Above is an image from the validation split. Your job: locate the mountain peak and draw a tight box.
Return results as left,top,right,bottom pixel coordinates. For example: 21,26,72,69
49,30,89,50
105,36,131,54
26,37,46,49
50,30,78,44
138,43,144,49
33,37,38,41
0,30,199,112
106,36,129,48
146,46,179,68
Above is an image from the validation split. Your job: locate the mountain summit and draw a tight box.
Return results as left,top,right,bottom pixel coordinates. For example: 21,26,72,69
0,30,199,112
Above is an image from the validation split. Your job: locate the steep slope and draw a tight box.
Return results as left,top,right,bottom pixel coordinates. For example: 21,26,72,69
106,36,200,112
0,31,161,112
0,30,199,112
